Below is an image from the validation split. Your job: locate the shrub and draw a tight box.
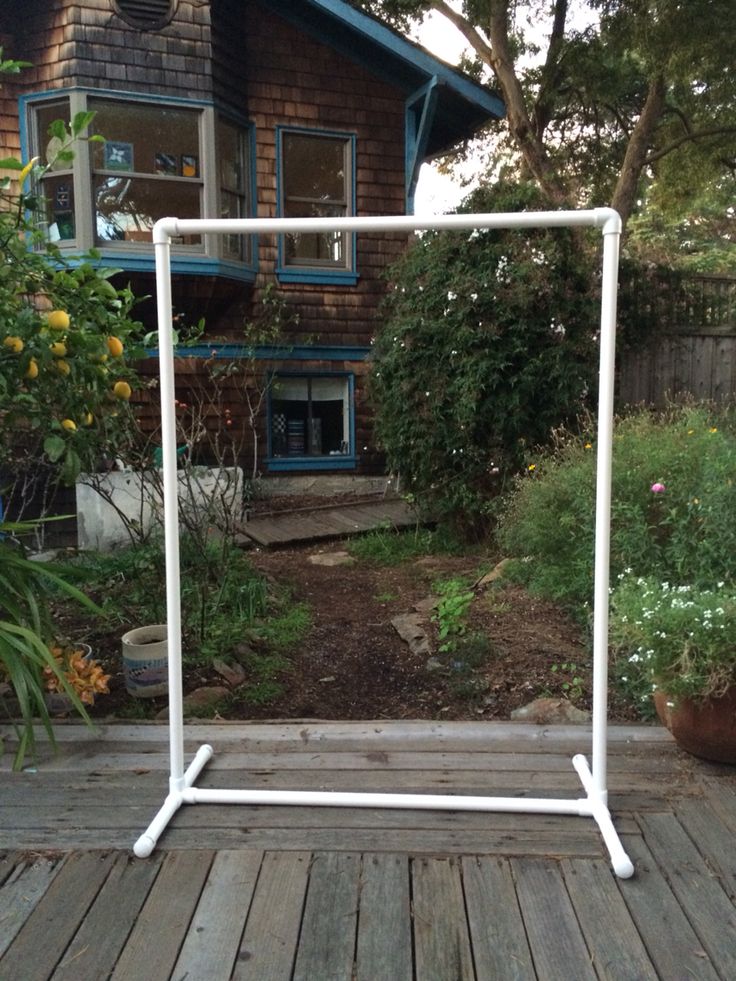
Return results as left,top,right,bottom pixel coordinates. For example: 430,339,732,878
497,405,736,611
0,88,144,528
369,181,599,536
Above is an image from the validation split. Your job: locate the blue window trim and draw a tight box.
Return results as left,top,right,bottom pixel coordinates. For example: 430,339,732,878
64,252,257,282
19,87,258,279
266,370,357,472
275,126,358,286
148,344,371,362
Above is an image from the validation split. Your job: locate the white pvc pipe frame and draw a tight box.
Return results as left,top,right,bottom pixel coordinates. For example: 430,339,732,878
134,209,634,879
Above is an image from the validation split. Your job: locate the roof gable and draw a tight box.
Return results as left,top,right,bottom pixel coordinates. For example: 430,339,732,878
257,0,504,158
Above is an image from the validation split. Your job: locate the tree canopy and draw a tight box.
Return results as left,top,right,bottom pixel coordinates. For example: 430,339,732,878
356,0,736,261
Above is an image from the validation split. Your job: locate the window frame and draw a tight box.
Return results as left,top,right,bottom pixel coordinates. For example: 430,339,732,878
21,88,256,281
276,126,358,286
266,371,356,472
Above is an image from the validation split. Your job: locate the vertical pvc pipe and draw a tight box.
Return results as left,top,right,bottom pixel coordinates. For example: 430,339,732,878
153,228,185,785
590,215,621,801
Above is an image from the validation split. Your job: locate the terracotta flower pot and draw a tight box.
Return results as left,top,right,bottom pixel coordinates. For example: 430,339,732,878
654,688,736,764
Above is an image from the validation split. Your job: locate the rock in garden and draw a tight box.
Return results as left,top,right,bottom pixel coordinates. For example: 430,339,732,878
510,697,591,724
391,612,430,656
212,658,247,687
308,550,354,566
414,596,439,617
181,686,230,718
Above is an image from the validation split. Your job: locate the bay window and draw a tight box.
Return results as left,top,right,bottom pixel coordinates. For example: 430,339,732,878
25,90,254,276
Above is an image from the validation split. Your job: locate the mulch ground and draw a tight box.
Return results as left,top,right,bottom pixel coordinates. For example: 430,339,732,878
75,538,638,723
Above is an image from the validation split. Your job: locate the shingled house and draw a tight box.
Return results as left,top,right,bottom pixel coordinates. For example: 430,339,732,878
1,0,502,485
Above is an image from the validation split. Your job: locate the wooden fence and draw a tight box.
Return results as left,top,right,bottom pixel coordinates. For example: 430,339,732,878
617,274,736,406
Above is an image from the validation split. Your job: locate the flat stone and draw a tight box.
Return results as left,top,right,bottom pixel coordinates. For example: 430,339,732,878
171,686,230,719
510,697,591,724
308,551,354,566
413,596,439,616
391,612,430,656
212,658,246,687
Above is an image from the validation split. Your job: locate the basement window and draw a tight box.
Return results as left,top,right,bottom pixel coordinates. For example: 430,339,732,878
268,375,355,471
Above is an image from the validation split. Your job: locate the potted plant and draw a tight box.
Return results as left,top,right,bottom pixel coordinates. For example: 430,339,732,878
610,573,736,763
44,642,110,712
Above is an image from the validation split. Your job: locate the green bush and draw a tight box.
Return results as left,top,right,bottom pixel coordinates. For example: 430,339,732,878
370,181,599,536
498,405,736,611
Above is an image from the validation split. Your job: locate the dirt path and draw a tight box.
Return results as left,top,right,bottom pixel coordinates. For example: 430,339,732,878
244,541,605,722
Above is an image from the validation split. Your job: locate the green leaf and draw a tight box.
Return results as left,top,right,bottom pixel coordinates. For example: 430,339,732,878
0,156,24,170
43,435,66,463
71,110,96,138
60,447,82,485
47,119,67,140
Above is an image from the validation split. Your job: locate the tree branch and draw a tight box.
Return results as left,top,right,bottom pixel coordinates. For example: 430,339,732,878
533,0,569,138
645,126,736,165
611,74,667,228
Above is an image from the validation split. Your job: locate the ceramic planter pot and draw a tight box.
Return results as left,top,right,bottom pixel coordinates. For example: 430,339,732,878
654,688,736,764
121,625,168,698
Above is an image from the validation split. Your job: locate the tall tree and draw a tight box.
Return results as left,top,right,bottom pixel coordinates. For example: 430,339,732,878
357,1,736,231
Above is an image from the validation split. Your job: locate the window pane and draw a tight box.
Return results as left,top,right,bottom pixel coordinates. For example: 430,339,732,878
217,117,251,262
35,100,72,169
41,175,76,242
284,202,346,265
283,133,346,202
94,176,201,244
270,377,349,457
90,100,199,177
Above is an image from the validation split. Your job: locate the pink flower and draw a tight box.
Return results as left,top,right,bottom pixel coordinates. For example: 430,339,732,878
651,482,666,494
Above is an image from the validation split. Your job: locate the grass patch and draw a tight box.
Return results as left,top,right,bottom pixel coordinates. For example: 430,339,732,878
348,525,466,565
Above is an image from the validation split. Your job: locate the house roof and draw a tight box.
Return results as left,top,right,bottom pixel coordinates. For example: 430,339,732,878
257,0,505,158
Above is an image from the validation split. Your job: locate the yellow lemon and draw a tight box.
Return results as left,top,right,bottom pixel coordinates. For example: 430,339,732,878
47,310,71,331
55,359,71,376
83,412,94,426
107,336,124,357
50,341,67,357
3,335,24,353
25,357,39,380
61,418,77,432
113,380,132,400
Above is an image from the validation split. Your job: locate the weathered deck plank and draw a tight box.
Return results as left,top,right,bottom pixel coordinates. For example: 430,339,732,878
615,834,721,981
232,851,310,981
355,853,412,981
0,852,117,981
0,721,732,981
0,853,63,958
292,852,361,981
412,856,475,981
637,811,736,978
51,852,162,981
109,850,214,981
461,855,535,980
512,858,594,981
561,858,658,980
171,850,263,981
238,498,416,547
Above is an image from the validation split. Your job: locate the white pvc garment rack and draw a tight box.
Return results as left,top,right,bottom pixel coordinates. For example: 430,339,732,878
134,209,634,879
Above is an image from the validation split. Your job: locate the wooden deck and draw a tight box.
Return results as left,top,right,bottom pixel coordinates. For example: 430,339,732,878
236,497,416,547
1,720,735,980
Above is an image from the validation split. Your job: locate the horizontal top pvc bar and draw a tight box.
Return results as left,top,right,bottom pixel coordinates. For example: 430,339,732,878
154,208,621,244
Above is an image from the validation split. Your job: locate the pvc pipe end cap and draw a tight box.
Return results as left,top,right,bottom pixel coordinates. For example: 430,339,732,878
614,856,635,879
134,835,155,858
